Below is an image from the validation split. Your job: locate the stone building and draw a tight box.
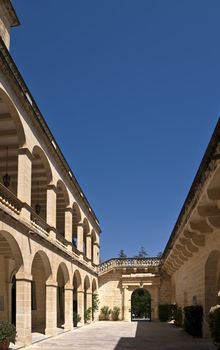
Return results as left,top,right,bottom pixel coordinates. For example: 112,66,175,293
0,0,220,347
0,1,100,346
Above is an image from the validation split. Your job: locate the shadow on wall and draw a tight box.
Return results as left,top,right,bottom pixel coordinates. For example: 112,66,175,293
114,322,216,350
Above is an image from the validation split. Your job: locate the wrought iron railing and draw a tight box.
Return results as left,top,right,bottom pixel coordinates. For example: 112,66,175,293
98,257,162,273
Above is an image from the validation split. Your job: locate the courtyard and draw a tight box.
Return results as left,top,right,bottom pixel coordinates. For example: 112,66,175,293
26,321,215,350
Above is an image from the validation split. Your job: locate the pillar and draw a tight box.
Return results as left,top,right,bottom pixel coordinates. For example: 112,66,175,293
17,148,32,220
77,290,84,326
16,274,32,346
64,286,73,331
46,185,57,239
86,234,92,260
77,224,84,254
86,291,92,323
45,281,57,336
123,286,130,321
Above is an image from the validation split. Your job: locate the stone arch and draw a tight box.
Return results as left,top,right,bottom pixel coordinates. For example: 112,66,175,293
31,250,52,281
0,87,26,147
0,230,24,325
131,288,151,321
0,88,26,195
91,230,97,264
57,262,70,328
32,146,52,184
83,218,90,256
84,275,91,318
92,278,98,293
0,230,23,271
31,251,52,334
31,146,53,221
72,202,81,247
205,250,220,315
73,270,82,290
73,270,82,315
56,179,69,237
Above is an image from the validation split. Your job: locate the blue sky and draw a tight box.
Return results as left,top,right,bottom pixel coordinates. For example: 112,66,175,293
11,0,220,260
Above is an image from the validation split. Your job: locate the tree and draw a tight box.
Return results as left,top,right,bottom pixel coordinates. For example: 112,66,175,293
118,249,127,258
135,246,148,258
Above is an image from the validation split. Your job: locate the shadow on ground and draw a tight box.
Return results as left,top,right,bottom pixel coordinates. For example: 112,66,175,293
114,321,215,350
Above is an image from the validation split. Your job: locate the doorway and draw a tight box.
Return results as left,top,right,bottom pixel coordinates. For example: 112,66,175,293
131,288,151,321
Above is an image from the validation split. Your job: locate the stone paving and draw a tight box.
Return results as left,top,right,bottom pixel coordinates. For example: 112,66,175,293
24,321,216,350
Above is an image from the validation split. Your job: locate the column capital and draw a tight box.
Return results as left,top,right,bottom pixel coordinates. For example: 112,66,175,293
47,184,57,192
16,272,32,282
46,281,58,287
18,147,33,161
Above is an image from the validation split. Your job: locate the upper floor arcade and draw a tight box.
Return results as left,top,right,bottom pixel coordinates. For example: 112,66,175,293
0,35,101,268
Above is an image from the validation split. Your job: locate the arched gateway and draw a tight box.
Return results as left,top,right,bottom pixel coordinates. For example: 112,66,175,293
131,289,151,321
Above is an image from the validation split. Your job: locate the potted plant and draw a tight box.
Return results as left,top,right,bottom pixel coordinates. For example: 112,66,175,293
0,321,16,350
84,307,92,324
111,306,120,321
209,305,220,349
73,311,81,327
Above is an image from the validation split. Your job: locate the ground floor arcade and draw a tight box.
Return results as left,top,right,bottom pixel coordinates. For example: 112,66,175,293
0,218,98,346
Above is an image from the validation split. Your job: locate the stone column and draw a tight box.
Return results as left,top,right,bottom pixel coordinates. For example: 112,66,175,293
45,281,57,336
77,224,84,254
46,185,57,239
65,208,72,250
77,290,84,326
16,274,32,346
64,286,73,331
86,234,92,260
17,148,32,220
123,286,130,321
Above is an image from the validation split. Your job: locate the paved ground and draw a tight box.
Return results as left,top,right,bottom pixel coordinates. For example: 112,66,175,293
24,321,216,350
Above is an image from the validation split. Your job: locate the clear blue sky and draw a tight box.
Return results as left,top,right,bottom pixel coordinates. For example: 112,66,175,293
11,0,220,260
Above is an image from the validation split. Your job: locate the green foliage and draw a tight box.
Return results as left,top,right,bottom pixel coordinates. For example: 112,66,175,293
99,306,112,320
92,294,100,314
183,305,203,337
158,304,176,322
0,321,16,344
131,289,151,319
118,249,127,258
209,306,220,348
111,306,120,321
174,307,183,327
73,311,81,327
84,307,92,323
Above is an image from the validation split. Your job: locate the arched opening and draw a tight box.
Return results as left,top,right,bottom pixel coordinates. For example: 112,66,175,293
205,250,220,316
83,219,89,257
0,89,25,195
72,203,81,248
73,270,82,317
57,263,69,328
91,230,96,264
31,146,52,221
84,275,90,320
131,289,151,321
0,230,23,325
31,251,52,334
56,180,69,238
11,275,16,326
92,279,98,321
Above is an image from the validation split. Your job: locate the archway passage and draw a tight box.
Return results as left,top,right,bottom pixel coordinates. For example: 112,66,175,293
31,251,52,334
205,250,220,316
131,289,151,321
